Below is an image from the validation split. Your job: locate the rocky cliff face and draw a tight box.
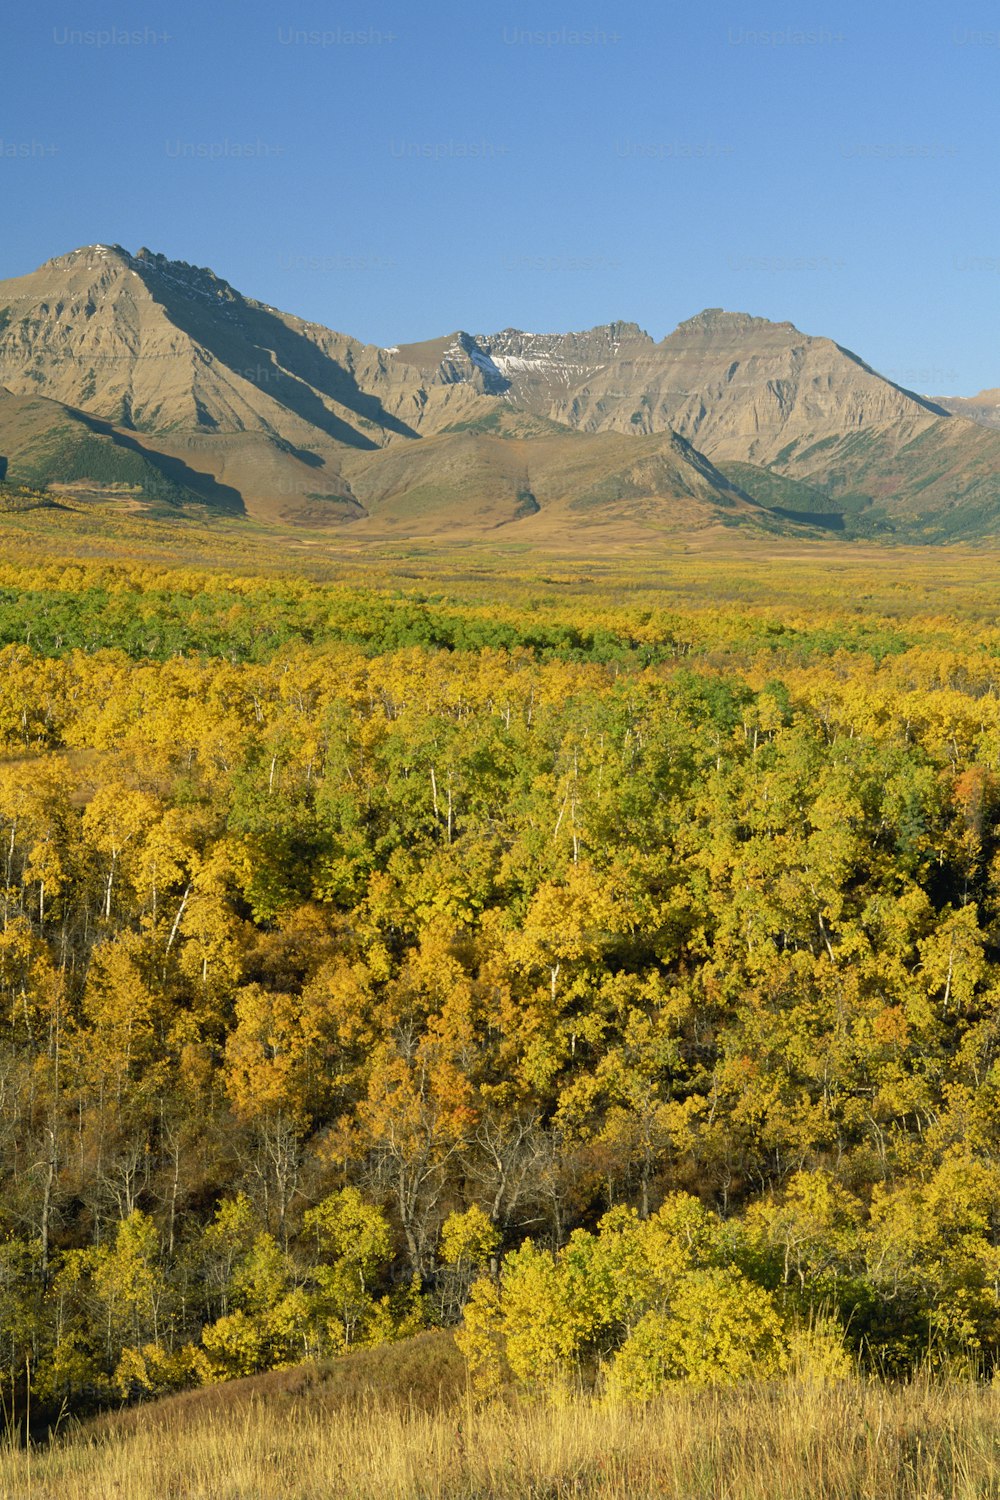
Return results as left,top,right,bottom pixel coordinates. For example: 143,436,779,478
466,307,948,463
470,323,653,409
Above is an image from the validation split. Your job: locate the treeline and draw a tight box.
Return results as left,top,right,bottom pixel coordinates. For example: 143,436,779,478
2,559,1000,1419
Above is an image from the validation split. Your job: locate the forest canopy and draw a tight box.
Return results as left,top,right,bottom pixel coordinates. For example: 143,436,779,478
3,537,1000,1417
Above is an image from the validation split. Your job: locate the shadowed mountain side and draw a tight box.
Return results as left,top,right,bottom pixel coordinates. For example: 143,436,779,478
389,331,511,396
129,428,363,525
146,285,414,448
0,389,244,512
716,461,849,530
70,408,246,512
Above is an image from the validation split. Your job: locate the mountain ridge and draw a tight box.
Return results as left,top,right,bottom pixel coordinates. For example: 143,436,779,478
1,244,998,542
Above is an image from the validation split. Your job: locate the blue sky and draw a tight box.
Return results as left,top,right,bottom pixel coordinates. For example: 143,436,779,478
3,0,999,393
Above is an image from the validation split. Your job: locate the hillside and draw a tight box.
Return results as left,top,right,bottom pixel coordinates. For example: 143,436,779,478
0,388,245,511
6,1361,1000,1500
337,415,779,537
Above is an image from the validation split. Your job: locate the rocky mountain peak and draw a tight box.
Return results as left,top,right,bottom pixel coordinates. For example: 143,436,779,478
469,323,654,408
42,243,133,271
35,245,245,314
131,248,244,308
670,308,800,338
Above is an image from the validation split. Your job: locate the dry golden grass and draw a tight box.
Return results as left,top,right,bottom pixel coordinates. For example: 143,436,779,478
6,1374,1000,1500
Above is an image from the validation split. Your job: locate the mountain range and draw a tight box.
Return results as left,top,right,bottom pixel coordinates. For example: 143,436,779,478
1,243,999,543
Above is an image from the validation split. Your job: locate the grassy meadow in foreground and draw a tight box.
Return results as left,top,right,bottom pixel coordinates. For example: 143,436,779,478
5,1370,1000,1500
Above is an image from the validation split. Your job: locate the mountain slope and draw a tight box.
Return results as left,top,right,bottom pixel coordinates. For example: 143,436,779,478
0,245,404,442
497,309,948,451
934,390,1000,431
464,310,1000,538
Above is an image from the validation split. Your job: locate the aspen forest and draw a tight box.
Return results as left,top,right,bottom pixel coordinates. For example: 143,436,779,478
4,526,1000,1431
